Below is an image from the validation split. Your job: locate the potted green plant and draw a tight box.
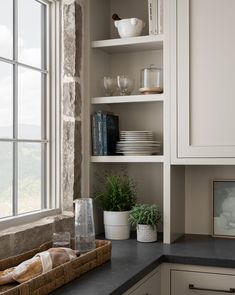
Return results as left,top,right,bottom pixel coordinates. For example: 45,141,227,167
95,173,137,240
129,204,161,242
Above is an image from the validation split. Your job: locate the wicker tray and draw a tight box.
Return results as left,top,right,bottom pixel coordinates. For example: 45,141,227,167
0,240,112,295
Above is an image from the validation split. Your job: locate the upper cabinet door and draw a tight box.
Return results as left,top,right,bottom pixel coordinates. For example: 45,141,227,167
177,0,235,158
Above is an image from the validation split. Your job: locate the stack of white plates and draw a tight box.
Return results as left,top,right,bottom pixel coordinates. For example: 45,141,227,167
117,131,161,155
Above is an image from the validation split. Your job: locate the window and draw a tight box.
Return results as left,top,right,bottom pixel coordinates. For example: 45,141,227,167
0,0,59,220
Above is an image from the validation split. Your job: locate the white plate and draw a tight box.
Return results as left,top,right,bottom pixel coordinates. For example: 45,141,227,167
117,147,161,149
120,134,153,137
117,149,160,153
116,151,161,155
120,137,153,139
120,133,153,135
120,137,153,140
120,134,153,136
119,142,156,144
117,142,160,145
120,131,153,133
117,146,160,151
120,135,153,140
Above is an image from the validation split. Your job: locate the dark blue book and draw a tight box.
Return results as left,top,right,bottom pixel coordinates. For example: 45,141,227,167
96,111,103,155
91,114,98,156
102,112,108,156
103,114,119,155
102,111,115,155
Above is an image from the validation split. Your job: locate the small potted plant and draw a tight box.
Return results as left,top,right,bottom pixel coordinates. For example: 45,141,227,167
95,172,137,240
129,204,161,242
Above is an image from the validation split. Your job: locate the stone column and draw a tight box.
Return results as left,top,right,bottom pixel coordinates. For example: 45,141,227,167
61,0,83,211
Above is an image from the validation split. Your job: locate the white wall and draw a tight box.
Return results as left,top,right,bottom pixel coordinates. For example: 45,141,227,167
185,165,235,234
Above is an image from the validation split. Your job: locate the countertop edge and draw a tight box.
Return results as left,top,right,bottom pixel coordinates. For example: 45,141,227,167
110,257,164,295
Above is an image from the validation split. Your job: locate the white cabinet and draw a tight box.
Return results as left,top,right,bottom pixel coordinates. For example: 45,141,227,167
171,270,235,295
162,264,235,295
124,267,161,295
175,0,235,159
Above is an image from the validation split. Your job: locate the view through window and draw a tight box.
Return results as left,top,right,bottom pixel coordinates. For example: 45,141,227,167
0,0,51,218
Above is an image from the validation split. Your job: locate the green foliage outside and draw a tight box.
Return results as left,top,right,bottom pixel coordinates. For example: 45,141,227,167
129,204,161,229
0,143,41,218
95,172,137,211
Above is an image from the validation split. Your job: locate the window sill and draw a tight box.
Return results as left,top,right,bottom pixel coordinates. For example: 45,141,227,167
0,211,74,259
0,209,62,232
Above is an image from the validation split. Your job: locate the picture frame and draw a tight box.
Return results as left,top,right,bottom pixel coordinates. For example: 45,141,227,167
212,180,235,238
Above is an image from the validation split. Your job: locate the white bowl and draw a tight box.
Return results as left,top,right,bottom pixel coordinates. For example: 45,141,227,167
114,18,145,38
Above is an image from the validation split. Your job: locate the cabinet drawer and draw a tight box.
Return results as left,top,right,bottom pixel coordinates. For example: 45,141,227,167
125,269,161,295
171,270,235,295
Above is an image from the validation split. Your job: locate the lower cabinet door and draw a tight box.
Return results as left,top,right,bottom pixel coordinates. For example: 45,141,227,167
125,269,161,295
171,270,235,295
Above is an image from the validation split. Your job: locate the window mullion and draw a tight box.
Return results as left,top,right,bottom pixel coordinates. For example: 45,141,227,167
41,74,46,210
0,57,49,74
41,4,45,209
13,0,18,216
41,3,47,210
13,143,18,216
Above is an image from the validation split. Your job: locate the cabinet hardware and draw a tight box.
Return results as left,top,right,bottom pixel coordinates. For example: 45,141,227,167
189,284,235,293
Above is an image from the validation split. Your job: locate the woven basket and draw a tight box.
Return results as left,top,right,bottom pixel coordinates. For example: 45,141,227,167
0,240,112,295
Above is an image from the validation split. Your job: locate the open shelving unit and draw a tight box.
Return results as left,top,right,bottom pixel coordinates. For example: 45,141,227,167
82,0,181,244
91,35,164,53
91,94,164,104
90,155,165,163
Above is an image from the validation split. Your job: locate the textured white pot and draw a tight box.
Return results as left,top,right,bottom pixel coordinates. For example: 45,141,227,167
137,224,157,242
104,211,130,240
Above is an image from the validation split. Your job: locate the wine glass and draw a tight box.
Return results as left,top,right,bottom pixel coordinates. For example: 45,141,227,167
102,76,117,96
117,75,135,96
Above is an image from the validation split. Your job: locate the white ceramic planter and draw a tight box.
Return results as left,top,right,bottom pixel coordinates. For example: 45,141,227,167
104,211,130,240
114,18,145,38
137,224,157,242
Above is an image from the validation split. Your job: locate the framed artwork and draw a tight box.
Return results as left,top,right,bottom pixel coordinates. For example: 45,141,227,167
212,180,235,238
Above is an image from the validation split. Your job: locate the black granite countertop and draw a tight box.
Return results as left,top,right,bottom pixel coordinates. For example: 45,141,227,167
51,235,235,295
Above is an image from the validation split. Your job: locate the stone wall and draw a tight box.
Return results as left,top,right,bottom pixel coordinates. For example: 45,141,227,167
62,0,83,211
0,0,83,259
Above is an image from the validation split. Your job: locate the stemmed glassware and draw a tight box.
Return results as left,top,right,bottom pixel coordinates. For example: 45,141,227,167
102,75,135,96
117,75,135,96
102,76,117,96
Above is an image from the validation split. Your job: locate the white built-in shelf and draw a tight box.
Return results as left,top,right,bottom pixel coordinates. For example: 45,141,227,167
91,94,164,104
90,155,165,163
91,35,164,54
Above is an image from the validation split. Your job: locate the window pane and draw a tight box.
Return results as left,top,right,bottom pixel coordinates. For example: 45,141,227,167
0,142,13,218
18,143,42,214
0,0,13,59
0,62,13,138
18,67,42,139
18,0,46,69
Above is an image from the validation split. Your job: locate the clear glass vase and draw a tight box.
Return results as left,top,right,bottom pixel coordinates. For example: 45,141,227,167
74,198,96,253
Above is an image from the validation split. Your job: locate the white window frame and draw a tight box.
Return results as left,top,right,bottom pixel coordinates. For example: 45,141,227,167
0,0,61,230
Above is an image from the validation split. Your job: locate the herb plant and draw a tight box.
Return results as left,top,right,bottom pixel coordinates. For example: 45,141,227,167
95,173,137,211
129,204,161,229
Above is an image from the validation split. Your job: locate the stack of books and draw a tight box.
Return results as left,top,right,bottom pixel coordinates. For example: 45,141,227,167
91,110,119,156
148,0,164,35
